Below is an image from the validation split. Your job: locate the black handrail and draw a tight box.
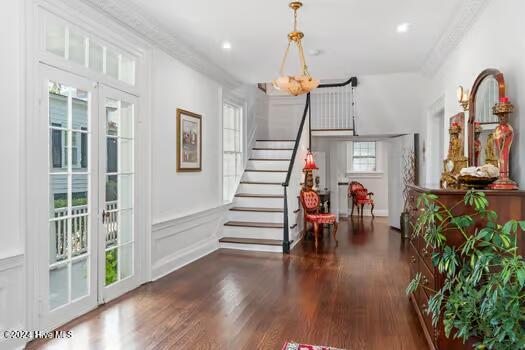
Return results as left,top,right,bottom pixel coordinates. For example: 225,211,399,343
281,77,357,253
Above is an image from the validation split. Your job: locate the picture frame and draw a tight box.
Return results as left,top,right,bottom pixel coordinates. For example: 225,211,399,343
176,108,202,172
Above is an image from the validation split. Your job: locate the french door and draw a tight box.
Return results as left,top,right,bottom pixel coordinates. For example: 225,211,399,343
39,65,140,329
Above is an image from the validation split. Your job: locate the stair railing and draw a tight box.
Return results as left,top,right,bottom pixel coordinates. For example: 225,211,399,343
282,77,358,253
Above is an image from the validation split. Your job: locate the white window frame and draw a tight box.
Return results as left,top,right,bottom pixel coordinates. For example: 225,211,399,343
347,141,383,176
222,100,244,202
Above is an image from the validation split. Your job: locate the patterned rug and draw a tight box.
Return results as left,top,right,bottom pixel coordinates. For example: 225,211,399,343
282,342,345,350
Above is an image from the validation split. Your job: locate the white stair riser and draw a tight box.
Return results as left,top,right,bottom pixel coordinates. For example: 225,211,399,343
255,141,295,149
219,242,282,253
222,225,283,240
251,149,293,159
247,160,289,170
228,210,284,223
233,196,284,208
237,183,283,195
242,172,286,183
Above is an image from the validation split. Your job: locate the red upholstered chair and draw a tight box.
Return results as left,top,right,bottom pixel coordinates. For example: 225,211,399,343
348,181,375,217
300,190,338,249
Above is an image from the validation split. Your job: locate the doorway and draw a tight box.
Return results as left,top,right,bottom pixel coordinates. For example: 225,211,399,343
38,65,141,330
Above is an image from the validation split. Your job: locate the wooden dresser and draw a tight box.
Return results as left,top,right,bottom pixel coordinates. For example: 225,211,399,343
407,185,525,350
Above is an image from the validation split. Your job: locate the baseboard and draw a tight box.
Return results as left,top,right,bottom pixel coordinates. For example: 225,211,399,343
152,236,219,281
339,209,388,217
290,230,305,250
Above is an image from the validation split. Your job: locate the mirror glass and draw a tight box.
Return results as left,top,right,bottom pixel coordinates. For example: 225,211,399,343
472,76,500,167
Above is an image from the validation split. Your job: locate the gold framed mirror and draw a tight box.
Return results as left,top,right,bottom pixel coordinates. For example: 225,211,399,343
468,69,506,166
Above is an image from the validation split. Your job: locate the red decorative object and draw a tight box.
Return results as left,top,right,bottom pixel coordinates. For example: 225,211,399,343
490,99,518,190
300,190,338,249
348,181,375,217
303,151,318,171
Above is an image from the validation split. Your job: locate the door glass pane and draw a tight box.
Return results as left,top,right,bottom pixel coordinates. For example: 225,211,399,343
48,80,92,311
120,244,133,280
71,258,88,300
49,264,69,310
105,248,118,286
104,96,135,288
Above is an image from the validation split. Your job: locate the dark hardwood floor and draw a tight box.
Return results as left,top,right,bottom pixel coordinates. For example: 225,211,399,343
28,217,427,350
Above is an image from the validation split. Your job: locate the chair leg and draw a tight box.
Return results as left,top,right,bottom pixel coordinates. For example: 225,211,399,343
360,204,364,217
313,222,319,249
332,222,339,245
351,202,355,216
371,204,375,217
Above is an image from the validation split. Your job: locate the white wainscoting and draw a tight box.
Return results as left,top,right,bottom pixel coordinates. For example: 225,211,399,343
151,205,227,281
0,254,25,350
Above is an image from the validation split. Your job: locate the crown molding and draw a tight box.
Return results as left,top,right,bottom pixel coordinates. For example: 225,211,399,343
421,0,492,77
79,0,242,89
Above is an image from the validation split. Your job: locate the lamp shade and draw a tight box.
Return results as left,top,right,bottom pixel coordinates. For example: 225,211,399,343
303,151,318,171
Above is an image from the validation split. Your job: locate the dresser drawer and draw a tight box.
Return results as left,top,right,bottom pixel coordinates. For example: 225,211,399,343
418,237,434,273
419,255,435,296
418,285,435,341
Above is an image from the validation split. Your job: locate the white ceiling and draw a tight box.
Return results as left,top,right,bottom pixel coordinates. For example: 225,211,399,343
129,0,464,83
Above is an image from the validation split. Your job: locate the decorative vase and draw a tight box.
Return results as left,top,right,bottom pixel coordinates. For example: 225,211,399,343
489,98,518,190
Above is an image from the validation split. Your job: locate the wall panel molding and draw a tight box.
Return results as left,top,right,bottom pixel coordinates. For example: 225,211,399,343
0,254,25,350
151,205,228,281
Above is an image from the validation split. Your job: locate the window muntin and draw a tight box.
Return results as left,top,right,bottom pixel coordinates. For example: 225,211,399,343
223,102,243,202
351,141,376,172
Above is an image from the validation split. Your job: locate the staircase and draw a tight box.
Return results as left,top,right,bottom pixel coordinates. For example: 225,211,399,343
219,140,295,252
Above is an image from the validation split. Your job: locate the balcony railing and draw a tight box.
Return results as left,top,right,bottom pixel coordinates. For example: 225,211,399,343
52,200,118,261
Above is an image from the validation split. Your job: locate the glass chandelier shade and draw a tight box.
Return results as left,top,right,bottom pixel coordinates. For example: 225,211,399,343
303,151,318,171
272,2,319,96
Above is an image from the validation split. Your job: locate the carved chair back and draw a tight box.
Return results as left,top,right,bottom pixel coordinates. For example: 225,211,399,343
300,190,320,216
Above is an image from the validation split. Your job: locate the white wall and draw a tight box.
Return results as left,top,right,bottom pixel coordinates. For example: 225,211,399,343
312,138,390,217
0,2,26,349
423,0,525,187
150,49,260,279
0,0,23,260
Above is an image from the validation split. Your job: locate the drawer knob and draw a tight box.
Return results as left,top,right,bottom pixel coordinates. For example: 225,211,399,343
410,256,416,264
422,248,430,257
422,276,429,286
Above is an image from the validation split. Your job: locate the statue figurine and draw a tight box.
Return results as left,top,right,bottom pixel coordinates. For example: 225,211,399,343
440,122,468,189
485,132,498,167
473,122,482,166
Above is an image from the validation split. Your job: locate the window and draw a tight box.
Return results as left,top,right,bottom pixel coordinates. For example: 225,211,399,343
350,141,376,172
223,102,243,201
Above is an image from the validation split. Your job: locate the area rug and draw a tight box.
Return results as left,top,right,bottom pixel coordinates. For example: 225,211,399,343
282,342,345,350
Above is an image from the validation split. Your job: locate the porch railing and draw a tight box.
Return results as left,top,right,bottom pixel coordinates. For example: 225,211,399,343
53,200,119,261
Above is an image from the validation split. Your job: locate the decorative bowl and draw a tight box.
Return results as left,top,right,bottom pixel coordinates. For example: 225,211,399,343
458,175,498,189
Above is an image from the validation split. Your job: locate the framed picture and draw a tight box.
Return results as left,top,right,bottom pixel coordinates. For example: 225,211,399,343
176,108,202,172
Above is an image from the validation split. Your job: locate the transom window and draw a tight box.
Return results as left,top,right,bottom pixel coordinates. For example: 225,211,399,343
223,102,243,202
350,141,376,172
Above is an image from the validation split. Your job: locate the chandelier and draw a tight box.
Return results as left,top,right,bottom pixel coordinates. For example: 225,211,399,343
272,1,319,96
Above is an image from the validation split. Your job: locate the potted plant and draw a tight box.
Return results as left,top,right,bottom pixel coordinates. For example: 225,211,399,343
400,148,416,239
407,190,525,349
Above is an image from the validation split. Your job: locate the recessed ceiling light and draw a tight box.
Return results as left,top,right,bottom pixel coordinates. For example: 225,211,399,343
222,41,232,50
308,49,322,56
396,22,410,33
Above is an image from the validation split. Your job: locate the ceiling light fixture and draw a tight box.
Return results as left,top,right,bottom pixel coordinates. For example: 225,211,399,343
222,41,232,50
397,22,410,33
272,2,319,96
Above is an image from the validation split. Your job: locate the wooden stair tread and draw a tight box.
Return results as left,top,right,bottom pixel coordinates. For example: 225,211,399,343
229,207,284,213
235,193,284,198
249,158,291,161
252,148,293,150
224,221,284,228
244,169,287,173
240,181,282,185
219,237,283,246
